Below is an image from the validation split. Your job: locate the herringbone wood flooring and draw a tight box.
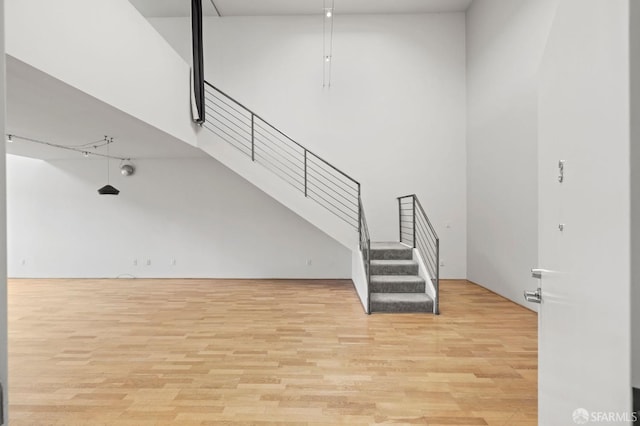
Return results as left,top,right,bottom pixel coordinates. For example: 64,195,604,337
7,279,537,425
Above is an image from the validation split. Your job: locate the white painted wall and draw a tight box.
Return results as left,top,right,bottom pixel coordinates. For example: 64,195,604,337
466,0,557,308
631,0,640,390
148,14,468,279
5,0,196,146
6,155,351,279
0,0,7,421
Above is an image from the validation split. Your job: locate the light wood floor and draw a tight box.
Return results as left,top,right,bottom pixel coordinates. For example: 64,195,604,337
7,279,537,425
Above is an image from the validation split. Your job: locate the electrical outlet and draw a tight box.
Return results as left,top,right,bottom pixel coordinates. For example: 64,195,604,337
146,259,151,266
306,259,312,266
20,259,26,266
133,259,138,266
440,260,445,267
171,259,176,266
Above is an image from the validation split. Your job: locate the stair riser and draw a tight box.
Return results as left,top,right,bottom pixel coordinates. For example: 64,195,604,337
370,264,418,276
370,281,425,293
370,300,433,313
370,249,413,261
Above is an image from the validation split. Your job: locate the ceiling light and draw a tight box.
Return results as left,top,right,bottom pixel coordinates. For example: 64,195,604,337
323,0,335,88
98,184,120,195
98,137,119,196
120,163,135,177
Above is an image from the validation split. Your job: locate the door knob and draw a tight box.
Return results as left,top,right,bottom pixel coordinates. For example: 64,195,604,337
524,288,542,304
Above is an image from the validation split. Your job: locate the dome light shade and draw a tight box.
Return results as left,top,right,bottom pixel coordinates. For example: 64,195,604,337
98,184,120,195
120,164,135,176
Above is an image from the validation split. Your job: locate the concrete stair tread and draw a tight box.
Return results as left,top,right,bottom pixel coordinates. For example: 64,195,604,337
370,242,414,260
370,275,425,284
371,292,433,302
371,242,412,250
370,259,417,266
370,292,434,313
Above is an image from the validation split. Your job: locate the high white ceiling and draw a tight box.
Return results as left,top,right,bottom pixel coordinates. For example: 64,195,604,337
129,0,473,18
6,57,206,161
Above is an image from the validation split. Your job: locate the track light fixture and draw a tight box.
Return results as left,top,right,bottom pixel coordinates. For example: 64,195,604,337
323,0,335,88
97,136,120,196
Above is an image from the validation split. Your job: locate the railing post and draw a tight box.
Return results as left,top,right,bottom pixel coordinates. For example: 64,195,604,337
357,185,362,247
304,150,308,197
398,198,402,243
435,238,440,315
251,114,255,161
412,196,417,248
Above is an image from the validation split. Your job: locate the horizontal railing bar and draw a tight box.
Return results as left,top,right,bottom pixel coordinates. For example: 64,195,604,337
254,150,305,189
205,108,252,138
205,104,251,131
306,159,359,193
203,122,251,152
254,135,305,172
307,170,359,204
254,130,304,170
418,237,437,259
307,180,358,212
205,90,252,120
204,86,252,115
416,217,438,244
203,111,251,144
205,81,360,188
205,92,251,118
305,151,360,188
202,124,252,158
254,122,305,157
416,225,437,251
414,197,439,239
417,234,437,262
254,119,305,152
418,243,437,269
254,138,305,175
417,237,436,261
307,188,358,225
307,180,359,216
306,168,359,206
306,155,359,191
253,132,303,162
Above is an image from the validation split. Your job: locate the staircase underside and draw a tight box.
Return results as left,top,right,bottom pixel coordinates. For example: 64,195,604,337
369,242,434,314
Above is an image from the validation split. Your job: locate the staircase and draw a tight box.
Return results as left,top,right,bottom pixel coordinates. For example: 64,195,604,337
369,242,434,313
199,81,440,315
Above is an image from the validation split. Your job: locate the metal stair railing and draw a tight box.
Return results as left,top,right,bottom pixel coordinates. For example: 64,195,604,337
397,194,440,315
358,196,371,314
203,81,361,230
202,81,372,309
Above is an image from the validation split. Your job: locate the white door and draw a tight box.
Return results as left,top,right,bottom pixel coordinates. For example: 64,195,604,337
533,0,632,424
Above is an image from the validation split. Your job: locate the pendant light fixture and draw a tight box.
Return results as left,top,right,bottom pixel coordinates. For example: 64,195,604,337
98,137,120,195
323,0,335,88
